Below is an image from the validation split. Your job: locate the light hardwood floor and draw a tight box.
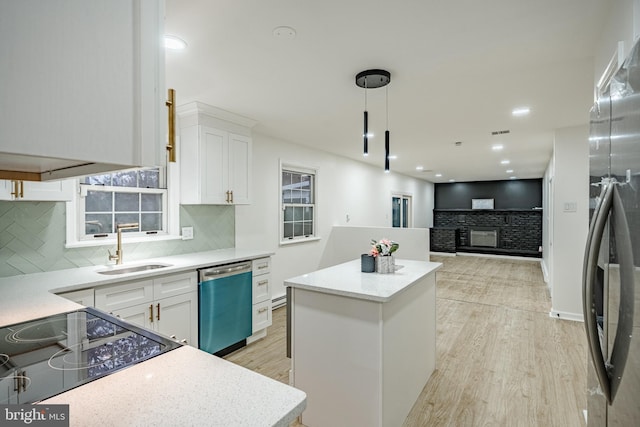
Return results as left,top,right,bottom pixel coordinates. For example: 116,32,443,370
225,255,587,427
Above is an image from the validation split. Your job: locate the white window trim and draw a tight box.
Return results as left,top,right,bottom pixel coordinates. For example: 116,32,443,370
392,191,413,228
65,163,182,248
279,160,320,245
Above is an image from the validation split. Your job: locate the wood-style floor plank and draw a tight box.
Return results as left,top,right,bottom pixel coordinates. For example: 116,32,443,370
225,255,587,427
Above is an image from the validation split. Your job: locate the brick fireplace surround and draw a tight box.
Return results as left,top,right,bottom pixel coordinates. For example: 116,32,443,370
431,209,542,257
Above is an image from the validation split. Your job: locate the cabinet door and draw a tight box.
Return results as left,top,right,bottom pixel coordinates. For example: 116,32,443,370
111,303,153,330
0,1,164,170
156,292,198,346
228,133,252,205
201,127,229,204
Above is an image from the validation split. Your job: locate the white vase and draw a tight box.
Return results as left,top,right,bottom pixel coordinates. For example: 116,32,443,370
376,255,395,274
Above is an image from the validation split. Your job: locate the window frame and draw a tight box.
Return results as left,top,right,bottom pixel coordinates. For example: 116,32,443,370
65,165,182,248
279,161,320,245
392,193,413,228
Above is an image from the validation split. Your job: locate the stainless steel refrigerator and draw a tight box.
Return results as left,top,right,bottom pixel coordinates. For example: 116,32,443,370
583,38,640,426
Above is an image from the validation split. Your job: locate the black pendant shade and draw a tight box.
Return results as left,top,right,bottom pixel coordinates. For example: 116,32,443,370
356,69,391,170
385,130,390,172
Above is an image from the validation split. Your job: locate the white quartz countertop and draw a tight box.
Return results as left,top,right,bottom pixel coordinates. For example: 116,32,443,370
0,248,272,326
42,346,306,427
284,258,442,302
0,248,306,426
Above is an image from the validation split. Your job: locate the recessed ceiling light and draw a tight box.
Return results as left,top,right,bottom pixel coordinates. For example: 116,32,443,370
449,179,455,182
492,144,504,151
164,35,187,50
435,173,442,177
388,155,397,160
415,166,424,171
500,159,510,165
506,169,514,173
273,26,297,39
510,176,518,180
512,107,530,117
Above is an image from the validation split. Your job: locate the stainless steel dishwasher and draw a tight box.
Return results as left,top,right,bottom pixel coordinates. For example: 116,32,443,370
198,261,252,356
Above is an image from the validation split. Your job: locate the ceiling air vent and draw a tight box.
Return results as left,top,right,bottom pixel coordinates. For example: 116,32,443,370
491,130,510,136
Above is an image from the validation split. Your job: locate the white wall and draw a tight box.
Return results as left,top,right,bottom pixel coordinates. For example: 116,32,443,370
541,157,553,285
235,133,434,300
547,125,589,320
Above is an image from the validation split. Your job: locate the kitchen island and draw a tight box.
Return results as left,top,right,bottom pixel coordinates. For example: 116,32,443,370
285,258,441,427
0,248,306,426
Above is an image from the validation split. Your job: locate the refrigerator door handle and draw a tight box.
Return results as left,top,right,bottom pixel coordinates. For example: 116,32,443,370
607,184,635,401
582,178,615,404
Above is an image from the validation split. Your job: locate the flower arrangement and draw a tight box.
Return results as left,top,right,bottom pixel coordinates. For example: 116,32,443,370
370,238,399,257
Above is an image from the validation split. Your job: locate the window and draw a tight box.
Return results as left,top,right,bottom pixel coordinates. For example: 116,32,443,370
66,167,176,246
280,164,317,243
392,194,412,228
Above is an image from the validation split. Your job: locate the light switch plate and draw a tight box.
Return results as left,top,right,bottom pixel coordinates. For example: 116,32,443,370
182,226,194,240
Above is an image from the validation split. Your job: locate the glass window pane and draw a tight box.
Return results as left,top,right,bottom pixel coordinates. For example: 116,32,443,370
85,174,111,185
141,193,162,211
291,189,301,203
294,207,303,221
283,223,293,239
303,221,313,236
114,214,139,231
112,171,138,187
284,207,294,222
303,207,313,221
293,222,303,237
85,214,112,234
86,191,113,212
141,213,161,231
139,169,160,188
392,197,401,228
115,193,139,212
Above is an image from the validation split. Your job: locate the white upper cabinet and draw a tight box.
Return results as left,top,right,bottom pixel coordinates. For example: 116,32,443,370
0,0,166,180
178,102,255,205
0,179,74,201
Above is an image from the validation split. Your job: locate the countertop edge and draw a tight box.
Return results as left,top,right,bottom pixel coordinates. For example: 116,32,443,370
285,259,441,303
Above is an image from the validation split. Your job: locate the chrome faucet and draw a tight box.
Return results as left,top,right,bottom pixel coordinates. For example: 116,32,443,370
108,223,139,265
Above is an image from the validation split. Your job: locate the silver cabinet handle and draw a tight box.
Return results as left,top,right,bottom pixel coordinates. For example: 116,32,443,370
258,280,268,286
258,307,268,314
582,179,614,403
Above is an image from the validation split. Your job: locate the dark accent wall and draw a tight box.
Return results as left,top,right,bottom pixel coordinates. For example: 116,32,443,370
435,179,542,209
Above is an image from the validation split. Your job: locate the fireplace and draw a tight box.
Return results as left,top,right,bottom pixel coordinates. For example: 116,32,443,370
470,228,498,248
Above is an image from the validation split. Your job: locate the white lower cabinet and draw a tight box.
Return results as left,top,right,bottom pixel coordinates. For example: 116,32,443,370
56,288,95,307
94,272,198,347
248,257,272,341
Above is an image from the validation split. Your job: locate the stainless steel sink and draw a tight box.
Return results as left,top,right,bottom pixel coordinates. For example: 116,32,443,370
97,263,172,275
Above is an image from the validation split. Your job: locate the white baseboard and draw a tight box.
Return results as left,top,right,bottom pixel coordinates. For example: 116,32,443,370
429,251,456,258
549,309,583,322
540,260,549,283
456,252,541,262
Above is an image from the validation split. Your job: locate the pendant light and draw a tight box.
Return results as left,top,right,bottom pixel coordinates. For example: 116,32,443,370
355,69,391,169
385,84,390,173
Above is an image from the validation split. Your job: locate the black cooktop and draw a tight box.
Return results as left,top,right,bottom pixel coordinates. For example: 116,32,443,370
0,307,182,404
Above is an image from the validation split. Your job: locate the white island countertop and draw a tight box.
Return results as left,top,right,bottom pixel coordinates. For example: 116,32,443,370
285,258,442,302
0,248,306,427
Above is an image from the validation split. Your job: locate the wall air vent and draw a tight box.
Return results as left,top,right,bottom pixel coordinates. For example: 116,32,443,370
491,130,510,136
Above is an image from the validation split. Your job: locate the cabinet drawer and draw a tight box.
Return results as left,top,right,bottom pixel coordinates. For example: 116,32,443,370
95,280,154,312
57,288,95,307
252,274,271,304
252,257,271,276
252,300,272,333
153,272,198,300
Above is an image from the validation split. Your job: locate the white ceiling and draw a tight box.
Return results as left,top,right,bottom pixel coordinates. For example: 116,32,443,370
165,0,612,183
